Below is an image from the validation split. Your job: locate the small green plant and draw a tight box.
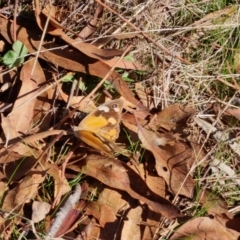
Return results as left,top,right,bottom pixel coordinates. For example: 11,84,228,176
1,40,28,68
62,73,87,91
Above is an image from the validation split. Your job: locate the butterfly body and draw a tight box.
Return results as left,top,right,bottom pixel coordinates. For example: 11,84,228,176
74,99,124,156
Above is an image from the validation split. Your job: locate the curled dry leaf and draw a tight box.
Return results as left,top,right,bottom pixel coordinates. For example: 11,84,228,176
77,3,103,40
135,82,151,108
67,154,181,219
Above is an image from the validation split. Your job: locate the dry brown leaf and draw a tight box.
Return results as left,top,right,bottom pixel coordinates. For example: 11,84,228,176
97,187,136,238
80,219,101,239
121,113,148,133
37,5,124,61
131,162,166,199
199,189,234,218
141,208,162,240
121,206,142,240
102,57,145,70
85,201,117,227
224,108,240,120
170,215,240,240
0,70,17,102
0,182,8,195
29,58,52,133
135,82,150,108
15,173,45,205
98,187,130,215
0,40,5,52
1,58,39,141
0,145,40,166
135,117,195,198
1,110,55,177
3,156,39,181
68,154,181,219
32,201,51,223
36,160,71,206
146,175,166,199
0,130,66,164
149,104,195,131
0,188,23,233
77,3,103,40
214,103,240,120
0,17,146,109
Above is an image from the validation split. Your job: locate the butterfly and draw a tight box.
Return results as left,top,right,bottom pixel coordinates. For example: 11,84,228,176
74,99,124,157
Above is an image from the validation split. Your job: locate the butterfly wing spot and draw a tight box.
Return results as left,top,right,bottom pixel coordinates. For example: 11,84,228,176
108,117,117,125
108,129,118,140
112,104,120,112
98,105,110,112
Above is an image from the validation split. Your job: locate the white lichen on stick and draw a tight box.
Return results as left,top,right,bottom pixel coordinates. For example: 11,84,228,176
44,184,82,240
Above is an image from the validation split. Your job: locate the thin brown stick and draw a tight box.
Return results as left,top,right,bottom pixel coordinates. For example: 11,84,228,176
226,61,240,90
216,76,240,91
95,0,191,65
13,0,19,42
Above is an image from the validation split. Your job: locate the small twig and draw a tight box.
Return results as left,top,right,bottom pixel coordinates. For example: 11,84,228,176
45,184,82,239
31,1,53,76
61,145,79,181
216,76,240,91
95,0,191,65
227,61,240,90
13,0,18,42
66,79,78,111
